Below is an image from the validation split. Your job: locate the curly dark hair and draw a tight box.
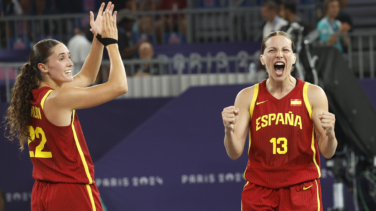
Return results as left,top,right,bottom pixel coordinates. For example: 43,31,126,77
4,39,61,151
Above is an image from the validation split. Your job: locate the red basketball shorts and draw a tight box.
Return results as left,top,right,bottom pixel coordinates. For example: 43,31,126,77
241,179,323,211
31,180,103,211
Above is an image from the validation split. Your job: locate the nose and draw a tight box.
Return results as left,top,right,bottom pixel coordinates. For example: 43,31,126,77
68,58,74,67
276,49,283,59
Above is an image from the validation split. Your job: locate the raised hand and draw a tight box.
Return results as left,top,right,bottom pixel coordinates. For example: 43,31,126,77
318,111,335,136
101,6,118,41
222,106,239,131
90,2,114,36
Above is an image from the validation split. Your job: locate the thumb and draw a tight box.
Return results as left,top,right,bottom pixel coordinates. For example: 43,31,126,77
90,11,95,24
90,28,98,36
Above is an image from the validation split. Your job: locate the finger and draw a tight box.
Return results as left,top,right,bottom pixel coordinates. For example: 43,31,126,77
90,11,94,24
98,2,105,16
102,11,107,36
105,2,112,13
224,114,235,119
112,11,117,28
106,8,111,31
109,4,115,14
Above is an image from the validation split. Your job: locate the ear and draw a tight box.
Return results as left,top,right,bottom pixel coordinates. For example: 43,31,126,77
260,55,265,65
38,63,48,73
292,53,297,64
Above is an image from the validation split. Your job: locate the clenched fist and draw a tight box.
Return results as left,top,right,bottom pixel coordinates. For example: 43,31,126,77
318,111,335,136
222,106,239,131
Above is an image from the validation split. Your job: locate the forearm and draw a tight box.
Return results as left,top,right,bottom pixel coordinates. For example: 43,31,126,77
224,129,245,160
343,34,349,47
80,38,104,84
327,34,339,46
107,44,128,94
319,133,338,159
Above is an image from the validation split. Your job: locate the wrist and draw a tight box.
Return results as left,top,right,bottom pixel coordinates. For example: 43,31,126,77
225,127,234,135
326,130,335,139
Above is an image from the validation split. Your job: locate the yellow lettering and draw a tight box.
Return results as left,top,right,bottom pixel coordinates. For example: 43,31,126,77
268,113,276,126
294,115,302,130
30,106,42,120
261,115,268,127
285,111,294,126
276,113,285,125
256,117,261,131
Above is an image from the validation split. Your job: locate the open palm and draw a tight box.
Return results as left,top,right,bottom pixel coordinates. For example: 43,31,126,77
90,2,114,36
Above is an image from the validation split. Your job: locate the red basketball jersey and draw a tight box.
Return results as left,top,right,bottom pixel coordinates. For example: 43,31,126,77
244,78,321,189
28,86,95,184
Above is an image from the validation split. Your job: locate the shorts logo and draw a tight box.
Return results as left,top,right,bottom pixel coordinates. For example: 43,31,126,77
256,100,268,105
303,185,313,190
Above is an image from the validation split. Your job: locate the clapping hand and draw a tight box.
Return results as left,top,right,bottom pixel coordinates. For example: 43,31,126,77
89,2,115,36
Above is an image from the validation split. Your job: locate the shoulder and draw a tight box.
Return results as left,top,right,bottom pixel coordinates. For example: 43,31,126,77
235,84,258,105
317,18,328,28
306,83,327,107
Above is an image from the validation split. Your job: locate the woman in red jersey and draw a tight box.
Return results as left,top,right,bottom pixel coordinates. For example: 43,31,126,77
222,31,338,211
4,2,126,211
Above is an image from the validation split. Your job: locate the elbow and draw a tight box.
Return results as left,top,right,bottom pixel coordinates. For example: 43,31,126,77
228,152,242,160
323,153,334,159
119,84,128,95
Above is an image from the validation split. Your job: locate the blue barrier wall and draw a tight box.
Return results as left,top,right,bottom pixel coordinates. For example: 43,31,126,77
0,79,375,210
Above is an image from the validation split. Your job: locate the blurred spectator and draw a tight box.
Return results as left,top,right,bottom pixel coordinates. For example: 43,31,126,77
317,0,349,55
67,25,92,76
0,188,5,211
1,0,22,16
261,0,288,38
156,0,187,44
280,2,310,37
336,0,352,31
54,0,83,14
31,0,58,38
102,0,129,11
128,0,158,34
117,9,154,77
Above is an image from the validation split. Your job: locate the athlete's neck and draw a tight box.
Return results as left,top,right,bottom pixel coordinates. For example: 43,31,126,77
38,79,61,90
265,76,296,99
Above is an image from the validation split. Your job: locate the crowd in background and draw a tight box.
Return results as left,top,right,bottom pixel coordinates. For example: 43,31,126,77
0,0,354,79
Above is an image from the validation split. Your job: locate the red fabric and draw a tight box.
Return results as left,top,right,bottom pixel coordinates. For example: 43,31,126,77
245,78,321,189
29,86,95,184
242,179,323,211
31,180,102,211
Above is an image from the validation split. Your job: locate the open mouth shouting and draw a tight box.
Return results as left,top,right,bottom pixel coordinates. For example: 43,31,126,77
274,61,285,76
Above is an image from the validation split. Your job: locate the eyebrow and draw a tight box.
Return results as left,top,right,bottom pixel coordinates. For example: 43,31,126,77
57,52,70,57
267,46,291,49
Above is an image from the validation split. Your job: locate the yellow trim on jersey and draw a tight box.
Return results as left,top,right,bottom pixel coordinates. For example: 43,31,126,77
40,90,53,110
249,84,259,119
71,110,93,184
303,82,321,178
244,84,259,179
311,128,321,178
86,184,96,211
303,83,312,119
315,180,320,211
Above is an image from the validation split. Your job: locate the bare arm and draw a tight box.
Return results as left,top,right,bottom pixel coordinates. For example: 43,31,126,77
308,84,338,159
50,4,128,111
223,87,254,160
67,3,110,87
